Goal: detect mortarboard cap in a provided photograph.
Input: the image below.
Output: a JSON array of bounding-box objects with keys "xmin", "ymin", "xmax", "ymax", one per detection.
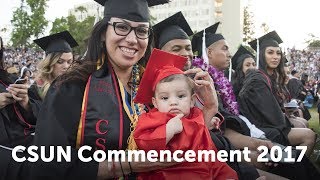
[
  {"xmin": 231, "ymin": 45, "xmax": 255, "ymax": 70},
  {"xmin": 94, "ymin": 0, "xmax": 169, "ymax": 22},
  {"xmin": 33, "ymin": 31, "xmax": 78, "ymax": 54},
  {"xmin": 134, "ymin": 48, "xmax": 187, "ymax": 104},
  {"xmin": 153, "ymin": 11, "xmax": 193, "ymax": 49},
  {"xmin": 191, "ymin": 22, "xmax": 222, "ymax": 56},
  {"xmin": 248, "ymin": 30, "xmax": 283, "ymax": 51}
]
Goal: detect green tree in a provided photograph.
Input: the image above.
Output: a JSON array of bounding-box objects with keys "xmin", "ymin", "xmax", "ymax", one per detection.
[
  {"xmin": 243, "ymin": 5, "xmax": 255, "ymax": 43},
  {"xmin": 306, "ymin": 34, "xmax": 320, "ymax": 48},
  {"xmin": 27, "ymin": 0, "xmax": 48, "ymax": 39},
  {"xmin": 11, "ymin": 0, "xmax": 31, "ymax": 47},
  {"xmin": 10, "ymin": 0, "xmax": 48, "ymax": 47},
  {"xmin": 75, "ymin": 6, "xmax": 87, "ymax": 21},
  {"xmin": 50, "ymin": 17, "xmax": 68, "ymax": 34},
  {"xmin": 50, "ymin": 14, "xmax": 95, "ymax": 55}
]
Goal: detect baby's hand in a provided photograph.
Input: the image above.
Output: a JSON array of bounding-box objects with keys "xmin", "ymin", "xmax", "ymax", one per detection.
[
  {"xmin": 206, "ymin": 117, "xmax": 220, "ymax": 130},
  {"xmin": 167, "ymin": 114, "xmax": 184, "ymax": 135}
]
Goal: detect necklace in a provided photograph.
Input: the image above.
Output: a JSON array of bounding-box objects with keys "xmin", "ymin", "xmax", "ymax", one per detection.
[
  {"xmin": 192, "ymin": 57, "xmax": 240, "ymax": 116},
  {"xmin": 126, "ymin": 64, "xmax": 142, "ymax": 150}
]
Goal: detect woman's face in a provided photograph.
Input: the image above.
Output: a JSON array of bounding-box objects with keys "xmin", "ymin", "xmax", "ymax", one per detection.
[
  {"xmin": 105, "ymin": 17, "xmax": 149, "ymax": 70},
  {"xmin": 161, "ymin": 39, "xmax": 193, "ymax": 70},
  {"xmin": 52, "ymin": 52, "xmax": 73, "ymax": 78},
  {"xmin": 264, "ymin": 46, "xmax": 282, "ymax": 69},
  {"xmin": 242, "ymin": 57, "xmax": 256, "ymax": 74}
]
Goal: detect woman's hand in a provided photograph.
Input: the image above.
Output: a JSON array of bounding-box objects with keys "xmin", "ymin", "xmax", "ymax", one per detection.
[
  {"xmin": 184, "ymin": 68, "xmax": 218, "ymax": 113},
  {"xmin": 0, "ymin": 92, "xmax": 15, "ymax": 109},
  {"xmin": 6, "ymin": 84, "xmax": 30, "ymax": 110}
]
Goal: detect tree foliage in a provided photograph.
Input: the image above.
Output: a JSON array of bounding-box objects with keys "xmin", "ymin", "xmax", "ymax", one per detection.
[
  {"xmin": 10, "ymin": 0, "xmax": 48, "ymax": 47},
  {"xmin": 11, "ymin": 1, "xmax": 31, "ymax": 47},
  {"xmin": 26, "ymin": 0, "xmax": 48, "ymax": 39},
  {"xmin": 243, "ymin": 5, "xmax": 255, "ymax": 43},
  {"xmin": 50, "ymin": 12, "xmax": 95, "ymax": 55},
  {"xmin": 306, "ymin": 34, "xmax": 320, "ymax": 48}
]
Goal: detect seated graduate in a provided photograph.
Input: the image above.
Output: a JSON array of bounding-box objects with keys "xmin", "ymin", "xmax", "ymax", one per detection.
[
  {"xmin": 239, "ymin": 31, "xmax": 316, "ymax": 156},
  {"xmin": 231, "ymin": 45, "xmax": 256, "ymax": 98},
  {"xmin": 134, "ymin": 48, "xmax": 238, "ymax": 180}
]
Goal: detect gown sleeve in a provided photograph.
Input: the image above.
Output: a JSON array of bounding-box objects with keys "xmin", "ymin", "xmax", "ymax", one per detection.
[
  {"xmin": 30, "ymin": 80, "xmax": 99, "ymax": 180},
  {"xmin": 134, "ymin": 110, "xmax": 167, "ymax": 152}
]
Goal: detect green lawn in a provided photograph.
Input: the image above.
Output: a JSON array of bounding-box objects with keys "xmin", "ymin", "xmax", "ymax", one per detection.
[{"xmin": 308, "ymin": 107, "xmax": 320, "ymax": 169}]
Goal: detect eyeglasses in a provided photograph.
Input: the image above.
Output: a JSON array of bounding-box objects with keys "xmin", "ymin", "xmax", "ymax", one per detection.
[{"xmin": 108, "ymin": 22, "xmax": 152, "ymax": 40}]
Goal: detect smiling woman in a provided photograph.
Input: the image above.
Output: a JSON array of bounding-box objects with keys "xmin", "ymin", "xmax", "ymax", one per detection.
[{"xmin": 28, "ymin": 1, "xmax": 178, "ymax": 180}]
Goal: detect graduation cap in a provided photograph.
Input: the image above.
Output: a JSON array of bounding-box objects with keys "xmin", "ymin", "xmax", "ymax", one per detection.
[
  {"xmin": 94, "ymin": 0, "xmax": 169, "ymax": 22},
  {"xmin": 33, "ymin": 31, "xmax": 78, "ymax": 55},
  {"xmin": 231, "ymin": 45, "xmax": 255, "ymax": 70},
  {"xmin": 248, "ymin": 30, "xmax": 283, "ymax": 51},
  {"xmin": 191, "ymin": 22, "xmax": 221, "ymax": 56},
  {"xmin": 134, "ymin": 48, "xmax": 187, "ymax": 104},
  {"xmin": 153, "ymin": 11, "xmax": 193, "ymax": 49}
]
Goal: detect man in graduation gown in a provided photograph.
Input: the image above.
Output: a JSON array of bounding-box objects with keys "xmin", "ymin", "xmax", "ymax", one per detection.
[{"xmin": 287, "ymin": 70, "xmax": 307, "ymax": 101}]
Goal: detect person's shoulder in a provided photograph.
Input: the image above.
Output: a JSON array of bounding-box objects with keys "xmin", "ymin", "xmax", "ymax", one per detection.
[{"xmin": 47, "ymin": 78, "xmax": 87, "ymax": 101}]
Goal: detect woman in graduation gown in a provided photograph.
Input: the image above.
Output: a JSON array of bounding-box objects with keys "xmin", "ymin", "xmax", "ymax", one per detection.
[
  {"xmin": 238, "ymin": 31, "xmax": 316, "ymax": 156},
  {"xmin": 0, "ymin": 36, "xmax": 42, "ymax": 180},
  {"xmin": 34, "ymin": 31, "xmax": 78, "ymax": 99},
  {"xmin": 0, "ymin": 36, "xmax": 41, "ymax": 148},
  {"xmin": 28, "ymin": 1, "xmax": 205, "ymax": 180},
  {"xmin": 231, "ymin": 45, "xmax": 256, "ymax": 98}
]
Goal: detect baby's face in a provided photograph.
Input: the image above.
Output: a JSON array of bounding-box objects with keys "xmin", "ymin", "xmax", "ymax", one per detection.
[{"xmin": 152, "ymin": 79, "xmax": 195, "ymax": 116}]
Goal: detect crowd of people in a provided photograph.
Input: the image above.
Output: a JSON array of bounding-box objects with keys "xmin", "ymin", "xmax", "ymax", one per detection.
[{"xmin": 0, "ymin": 0, "xmax": 320, "ymax": 180}]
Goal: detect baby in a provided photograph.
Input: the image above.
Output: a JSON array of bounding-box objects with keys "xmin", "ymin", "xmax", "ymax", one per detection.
[{"xmin": 134, "ymin": 49, "xmax": 238, "ymax": 180}]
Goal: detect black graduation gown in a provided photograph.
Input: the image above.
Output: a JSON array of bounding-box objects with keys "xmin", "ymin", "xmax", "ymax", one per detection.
[
  {"xmin": 216, "ymin": 91, "xmax": 250, "ymax": 137},
  {"xmin": 287, "ymin": 78, "xmax": 306, "ymax": 101},
  {"xmin": 0, "ymin": 71, "xmax": 42, "ymax": 180},
  {"xmin": 29, "ymin": 65, "xmax": 133, "ymax": 180},
  {"xmin": 238, "ymin": 70, "xmax": 291, "ymax": 145},
  {"xmin": 29, "ymin": 80, "xmax": 98, "ymax": 180},
  {"xmin": 0, "ymin": 74, "xmax": 41, "ymax": 147}
]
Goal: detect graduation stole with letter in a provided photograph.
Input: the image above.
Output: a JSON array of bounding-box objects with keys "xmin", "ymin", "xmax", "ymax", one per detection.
[{"xmin": 76, "ymin": 59, "xmax": 140, "ymax": 151}]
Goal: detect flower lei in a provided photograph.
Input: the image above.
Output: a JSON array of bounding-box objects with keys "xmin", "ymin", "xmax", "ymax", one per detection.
[{"xmin": 192, "ymin": 57, "xmax": 240, "ymax": 116}]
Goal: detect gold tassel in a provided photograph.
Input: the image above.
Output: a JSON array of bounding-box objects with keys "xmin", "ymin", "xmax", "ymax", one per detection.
[{"xmin": 127, "ymin": 114, "xmax": 139, "ymax": 150}]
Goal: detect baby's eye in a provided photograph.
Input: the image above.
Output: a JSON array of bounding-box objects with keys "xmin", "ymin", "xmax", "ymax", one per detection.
[
  {"xmin": 161, "ymin": 97, "xmax": 168, "ymax": 100},
  {"xmin": 178, "ymin": 94, "xmax": 186, "ymax": 98}
]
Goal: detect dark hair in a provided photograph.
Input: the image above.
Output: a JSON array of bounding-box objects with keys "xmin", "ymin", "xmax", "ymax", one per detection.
[
  {"xmin": 259, "ymin": 44, "xmax": 287, "ymax": 104},
  {"xmin": 0, "ymin": 36, "xmax": 4, "ymax": 69},
  {"xmin": 57, "ymin": 17, "xmax": 154, "ymax": 85},
  {"xmin": 232, "ymin": 54, "xmax": 254, "ymax": 97},
  {"xmin": 291, "ymin": 70, "xmax": 298, "ymax": 76}
]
